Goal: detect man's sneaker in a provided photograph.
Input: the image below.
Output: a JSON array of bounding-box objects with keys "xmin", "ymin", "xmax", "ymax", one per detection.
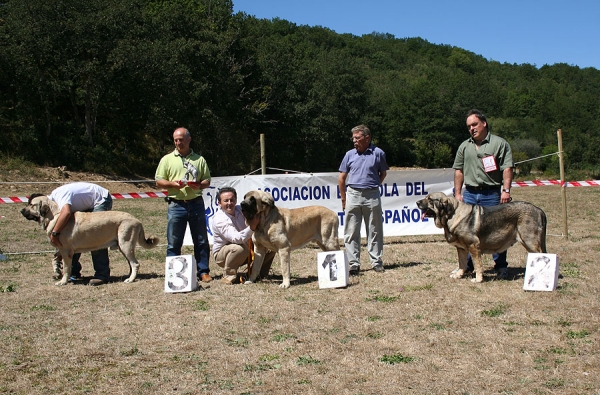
[
  {"xmin": 69, "ymin": 274, "xmax": 82, "ymax": 282},
  {"xmin": 349, "ymin": 265, "xmax": 360, "ymax": 276},
  {"xmin": 496, "ymin": 268, "xmax": 509, "ymax": 279},
  {"xmin": 373, "ymin": 265, "xmax": 385, "ymax": 273},
  {"xmin": 88, "ymin": 278, "xmax": 107, "ymax": 286}
]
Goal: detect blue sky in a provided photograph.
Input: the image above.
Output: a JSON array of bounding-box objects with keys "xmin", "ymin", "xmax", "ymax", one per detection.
[{"xmin": 233, "ymin": 0, "xmax": 600, "ymax": 70}]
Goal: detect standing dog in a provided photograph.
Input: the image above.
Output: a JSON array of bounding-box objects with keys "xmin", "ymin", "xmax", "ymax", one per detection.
[
  {"xmin": 240, "ymin": 190, "xmax": 339, "ymax": 288},
  {"xmin": 21, "ymin": 195, "xmax": 159, "ymax": 285},
  {"xmin": 416, "ymin": 192, "xmax": 547, "ymax": 282}
]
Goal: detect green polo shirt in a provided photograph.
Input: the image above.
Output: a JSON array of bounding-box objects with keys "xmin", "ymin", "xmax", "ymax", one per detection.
[
  {"xmin": 155, "ymin": 149, "xmax": 211, "ymax": 200},
  {"xmin": 452, "ymin": 133, "xmax": 513, "ymax": 188}
]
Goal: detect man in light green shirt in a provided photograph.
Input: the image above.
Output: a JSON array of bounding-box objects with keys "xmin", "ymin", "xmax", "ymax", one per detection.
[{"xmin": 155, "ymin": 127, "xmax": 213, "ymax": 283}]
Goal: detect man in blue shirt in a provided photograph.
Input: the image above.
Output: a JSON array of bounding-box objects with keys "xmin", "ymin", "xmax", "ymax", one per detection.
[{"xmin": 338, "ymin": 124, "xmax": 389, "ymax": 275}]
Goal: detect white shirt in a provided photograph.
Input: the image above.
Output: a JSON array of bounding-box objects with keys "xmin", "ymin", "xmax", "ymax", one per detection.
[
  {"xmin": 210, "ymin": 205, "xmax": 253, "ymax": 254},
  {"xmin": 49, "ymin": 182, "xmax": 109, "ymax": 211}
]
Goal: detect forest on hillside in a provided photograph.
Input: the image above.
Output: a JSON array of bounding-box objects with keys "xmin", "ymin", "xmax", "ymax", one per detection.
[{"xmin": 1, "ymin": 0, "xmax": 599, "ymax": 178}]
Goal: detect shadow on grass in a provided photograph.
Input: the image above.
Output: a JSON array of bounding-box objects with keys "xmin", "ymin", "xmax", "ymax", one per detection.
[{"xmin": 386, "ymin": 261, "xmax": 428, "ymax": 270}]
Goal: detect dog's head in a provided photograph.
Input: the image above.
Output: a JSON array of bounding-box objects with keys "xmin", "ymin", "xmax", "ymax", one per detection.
[
  {"xmin": 416, "ymin": 192, "xmax": 456, "ymax": 228},
  {"xmin": 20, "ymin": 194, "xmax": 56, "ymax": 229},
  {"xmin": 240, "ymin": 190, "xmax": 275, "ymax": 221}
]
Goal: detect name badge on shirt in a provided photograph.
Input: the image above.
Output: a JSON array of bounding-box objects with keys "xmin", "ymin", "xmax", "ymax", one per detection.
[{"xmin": 482, "ymin": 155, "xmax": 498, "ymax": 172}]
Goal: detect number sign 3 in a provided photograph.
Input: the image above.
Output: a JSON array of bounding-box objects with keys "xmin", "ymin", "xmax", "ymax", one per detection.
[{"xmin": 164, "ymin": 255, "xmax": 198, "ymax": 293}]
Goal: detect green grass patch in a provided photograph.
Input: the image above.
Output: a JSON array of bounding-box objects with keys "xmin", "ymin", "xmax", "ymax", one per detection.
[
  {"xmin": 244, "ymin": 362, "xmax": 280, "ymax": 372},
  {"xmin": 561, "ymin": 263, "xmax": 581, "ymax": 278},
  {"xmin": 544, "ymin": 378, "xmax": 564, "ymax": 388},
  {"xmin": 0, "ymin": 283, "xmax": 18, "ymax": 292},
  {"xmin": 548, "ymin": 346, "xmax": 567, "ymax": 354},
  {"xmin": 566, "ymin": 329, "xmax": 589, "ymax": 339},
  {"xmin": 379, "ymin": 352, "xmax": 416, "ymax": 364},
  {"xmin": 120, "ymin": 344, "xmax": 140, "ymax": 356},
  {"xmin": 296, "ymin": 355, "xmax": 321, "ymax": 365},
  {"xmin": 271, "ymin": 332, "xmax": 296, "ymax": 342},
  {"xmin": 246, "ymin": 354, "xmax": 282, "ymax": 371},
  {"xmin": 370, "ymin": 295, "xmax": 399, "ymax": 303},
  {"xmin": 259, "ymin": 354, "xmax": 280, "ymax": 362},
  {"xmin": 225, "ymin": 337, "xmax": 248, "ymax": 347},
  {"xmin": 557, "ymin": 318, "xmax": 572, "ymax": 327},
  {"xmin": 192, "ymin": 300, "xmax": 209, "ymax": 311},
  {"xmin": 481, "ymin": 304, "xmax": 507, "ymax": 317}
]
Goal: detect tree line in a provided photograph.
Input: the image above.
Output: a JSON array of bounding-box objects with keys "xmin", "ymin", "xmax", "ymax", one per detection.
[{"xmin": 1, "ymin": 0, "xmax": 599, "ymax": 178}]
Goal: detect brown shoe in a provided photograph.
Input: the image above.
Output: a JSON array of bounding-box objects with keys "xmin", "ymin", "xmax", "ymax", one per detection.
[
  {"xmin": 200, "ymin": 273, "xmax": 213, "ymax": 283},
  {"xmin": 88, "ymin": 278, "xmax": 107, "ymax": 286}
]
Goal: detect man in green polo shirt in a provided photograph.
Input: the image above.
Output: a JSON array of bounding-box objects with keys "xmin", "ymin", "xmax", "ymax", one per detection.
[
  {"xmin": 453, "ymin": 109, "xmax": 514, "ymax": 279},
  {"xmin": 155, "ymin": 127, "xmax": 213, "ymax": 283}
]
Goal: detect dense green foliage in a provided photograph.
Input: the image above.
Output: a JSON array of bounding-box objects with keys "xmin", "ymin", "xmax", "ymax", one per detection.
[{"xmin": 1, "ymin": 0, "xmax": 599, "ymax": 178}]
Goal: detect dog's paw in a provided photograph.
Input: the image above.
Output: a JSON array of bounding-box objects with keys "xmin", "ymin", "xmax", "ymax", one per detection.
[
  {"xmin": 471, "ymin": 276, "xmax": 483, "ymax": 283},
  {"xmin": 279, "ymin": 282, "xmax": 290, "ymax": 289},
  {"xmin": 243, "ymin": 280, "xmax": 254, "ymax": 285},
  {"xmin": 55, "ymin": 280, "xmax": 68, "ymax": 286},
  {"xmin": 450, "ymin": 270, "xmax": 464, "ymax": 279}
]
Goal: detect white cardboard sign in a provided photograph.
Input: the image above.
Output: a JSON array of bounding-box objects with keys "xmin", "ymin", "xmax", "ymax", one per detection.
[
  {"xmin": 523, "ymin": 253, "xmax": 559, "ymax": 291},
  {"xmin": 317, "ymin": 250, "xmax": 349, "ymax": 289},
  {"xmin": 164, "ymin": 255, "xmax": 198, "ymax": 293}
]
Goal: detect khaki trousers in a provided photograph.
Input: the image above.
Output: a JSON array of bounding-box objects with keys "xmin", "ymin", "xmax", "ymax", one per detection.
[{"xmin": 215, "ymin": 243, "xmax": 250, "ymax": 282}]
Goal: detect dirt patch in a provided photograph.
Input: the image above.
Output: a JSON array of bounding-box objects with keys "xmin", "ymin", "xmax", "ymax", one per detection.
[{"xmin": 0, "ymin": 166, "xmax": 159, "ymax": 198}]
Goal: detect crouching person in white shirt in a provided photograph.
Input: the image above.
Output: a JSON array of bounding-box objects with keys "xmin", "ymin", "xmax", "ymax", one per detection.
[{"xmin": 211, "ymin": 187, "xmax": 275, "ymax": 284}]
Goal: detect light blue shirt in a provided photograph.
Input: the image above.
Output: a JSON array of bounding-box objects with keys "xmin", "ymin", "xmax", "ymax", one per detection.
[{"xmin": 339, "ymin": 144, "xmax": 389, "ymax": 189}]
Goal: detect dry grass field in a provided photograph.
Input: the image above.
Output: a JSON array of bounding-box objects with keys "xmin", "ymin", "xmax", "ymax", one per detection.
[{"xmin": 0, "ymin": 171, "xmax": 599, "ymax": 394}]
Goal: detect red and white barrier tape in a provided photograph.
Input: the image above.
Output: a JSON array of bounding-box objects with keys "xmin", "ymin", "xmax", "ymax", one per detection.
[
  {"xmin": 512, "ymin": 180, "xmax": 600, "ymax": 187},
  {"xmin": 2, "ymin": 180, "xmax": 599, "ymax": 204},
  {"xmin": 1, "ymin": 191, "xmax": 168, "ymax": 204}
]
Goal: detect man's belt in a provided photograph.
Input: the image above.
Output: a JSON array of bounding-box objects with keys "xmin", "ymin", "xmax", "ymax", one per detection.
[
  {"xmin": 165, "ymin": 196, "xmax": 203, "ymax": 203},
  {"xmin": 465, "ymin": 185, "xmax": 500, "ymax": 191},
  {"xmin": 349, "ymin": 186, "xmax": 379, "ymax": 191}
]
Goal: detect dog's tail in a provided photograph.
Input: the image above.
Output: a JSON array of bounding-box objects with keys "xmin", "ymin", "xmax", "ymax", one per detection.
[{"xmin": 138, "ymin": 228, "xmax": 160, "ymax": 249}]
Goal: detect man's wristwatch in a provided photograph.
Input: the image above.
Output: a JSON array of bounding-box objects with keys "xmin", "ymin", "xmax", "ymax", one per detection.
[
  {"xmin": 51, "ymin": 231, "xmax": 60, "ymax": 237},
  {"xmin": 502, "ymin": 188, "xmax": 511, "ymax": 194}
]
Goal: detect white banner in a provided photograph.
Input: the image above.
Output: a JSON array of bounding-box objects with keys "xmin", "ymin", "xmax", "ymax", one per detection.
[{"xmin": 184, "ymin": 169, "xmax": 454, "ymax": 245}]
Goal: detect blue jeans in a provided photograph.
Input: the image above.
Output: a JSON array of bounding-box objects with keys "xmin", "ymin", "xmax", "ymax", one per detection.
[
  {"xmin": 462, "ymin": 188, "xmax": 508, "ymax": 269},
  {"xmin": 166, "ymin": 198, "xmax": 210, "ymax": 275},
  {"xmin": 71, "ymin": 194, "xmax": 113, "ymax": 280}
]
